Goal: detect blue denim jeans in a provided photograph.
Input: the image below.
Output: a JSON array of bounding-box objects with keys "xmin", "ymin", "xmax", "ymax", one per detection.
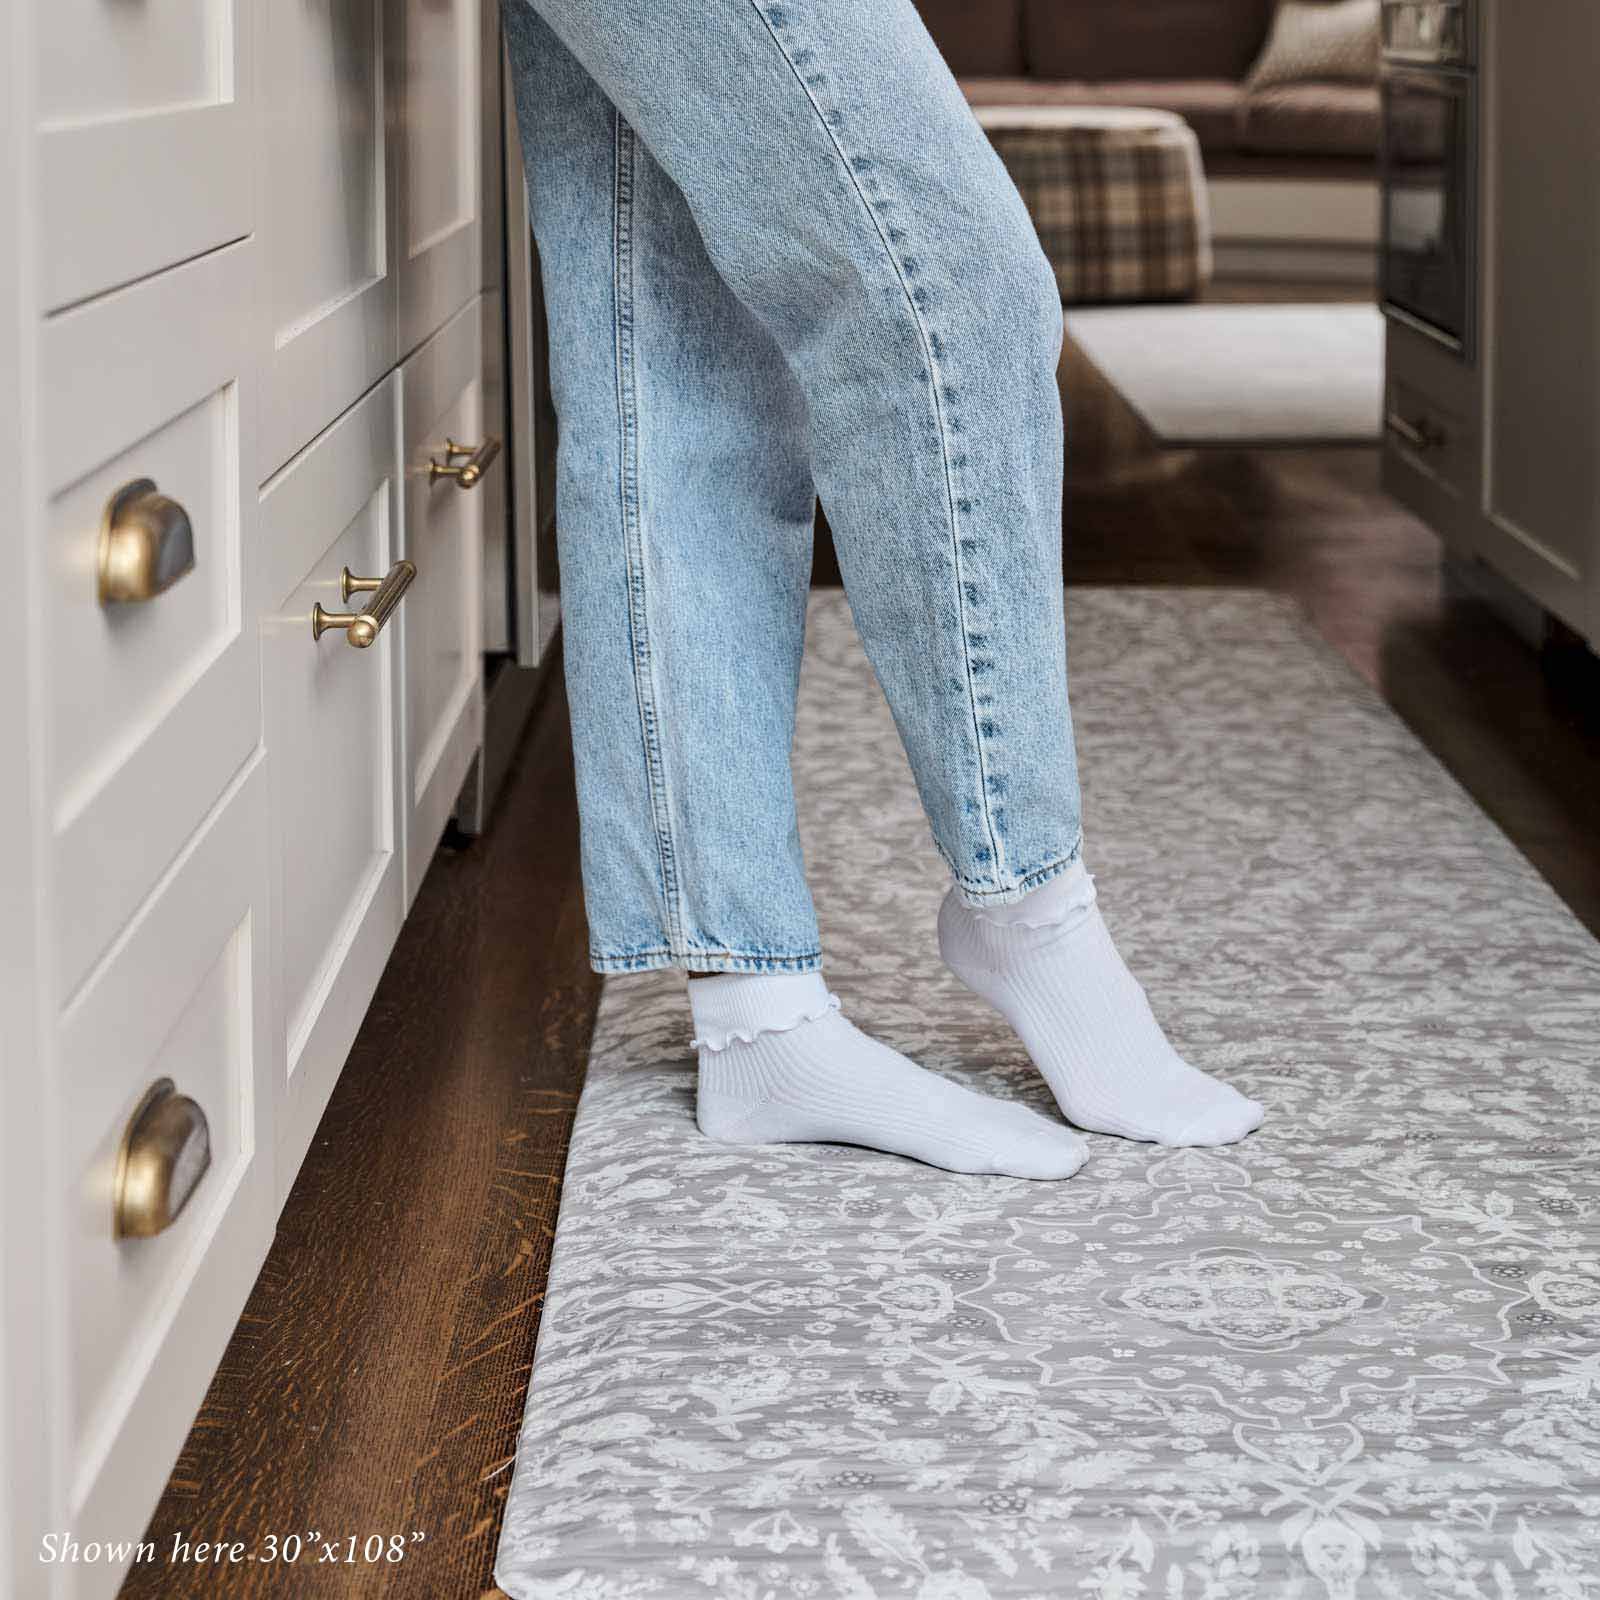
[{"xmin": 503, "ymin": 0, "xmax": 1083, "ymax": 974}]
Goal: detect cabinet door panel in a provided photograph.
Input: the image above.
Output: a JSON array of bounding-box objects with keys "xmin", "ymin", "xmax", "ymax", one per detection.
[
  {"xmin": 37, "ymin": 0, "xmax": 252, "ymax": 310},
  {"xmin": 57, "ymin": 759, "xmax": 273, "ymax": 1581},
  {"xmin": 41, "ymin": 243, "xmax": 260, "ymax": 1002},
  {"xmin": 393, "ymin": 0, "xmax": 482, "ymax": 352},
  {"xmin": 400, "ymin": 299, "xmax": 485, "ymax": 905},
  {"xmin": 259, "ymin": 0, "xmax": 397, "ymax": 477},
  {"xmin": 260, "ymin": 378, "xmax": 406, "ymax": 1192},
  {"xmin": 1482, "ymin": 0, "xmax": 1598, "ymax": 629}
]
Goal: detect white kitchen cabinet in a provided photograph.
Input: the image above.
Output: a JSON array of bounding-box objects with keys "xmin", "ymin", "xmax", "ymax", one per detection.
[
  {"xmin": 36, "ymin": 0, "xmax": 254, "ymax": 312},
  {"xmin": 258, "ymin": 0, "xmax": 398, "ymax": 480},
  {"xmin": 1383, "ymin": 0, "xmax": 1600, "ymax": 649},
  {"xmin": 1476, "ymin": 0, "xmax": 1598, "ymax": 635},
  {"xmin": 260, "ymin": 377, "xmax": 409, "ymax": 1196},
  {"xmin": 40, "ymin": 241, "xmax": 264, "ymax": 1004},
  {"xmin": 399, "ymin": 299, "xmax": 488, "ymax": 906},
  {"xmin": 393, "ymin": 0, "xmax": 483, "ymax": 356},
  {"xmin": 41, "ymin": 242, "xmax": 262, "ymax": 1004},
  {"xmin": 56, "ymin": 759, "xmax": 276, "ymax": 1570},
  {"xmin": 2, "ymin": 3, "xmax": 510, "ymax": 1596}
]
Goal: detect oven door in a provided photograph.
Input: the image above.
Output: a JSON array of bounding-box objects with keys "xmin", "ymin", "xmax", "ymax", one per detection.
[{"xmin": 1380, "ymin": 66, "xmax": 1476, "ymax": 360}]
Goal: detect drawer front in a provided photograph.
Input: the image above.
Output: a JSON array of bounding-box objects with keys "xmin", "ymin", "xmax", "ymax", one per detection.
[
  {"xmin": 393, "ymin": 0, "xmax": 483, "ymax": 353},
  {"xmin": 259, "ymin": 0, "xmax": 397, "ymax": 478},
  {"xmin": 37, "ymin": 0, "xmax": 253, "ymax": 310},
  {"xmin": 400, "ymin": 297, "xmax": 486, "ymax": 905},
  {"xmin": 41, "ymin": 242, "xmax": 260, "ymax": 1001},
  {"xmin": 1384, "ymin": 377, "xmax": 1474, "ymax": 497},
  {"xmin": 57, "ymin": 757, "xmax": 273, "ymax": 1558},
  {"xmin": 261, "ymin": 377, "xmax": 407, "ymax": 1192}
]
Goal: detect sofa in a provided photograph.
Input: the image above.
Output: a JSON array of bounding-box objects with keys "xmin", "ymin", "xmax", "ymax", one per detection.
[{"xmin": 916, "ymin": 0, "xmax": 1379, "ymax": 180}]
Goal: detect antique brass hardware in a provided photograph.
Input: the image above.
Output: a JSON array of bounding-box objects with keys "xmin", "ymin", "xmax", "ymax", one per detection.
[
  {"xmin": 428, "ymin": 436, "xmax": 501, "ymax": 489},
  {"xmin": 1384, "ymin": 411, "xmax": 1444, "ymax": 453},
  {"xmin": 311, "ymin": 559, "xmax": 416, "ymax": 648},
  {"xmin": 97, "ymin": 478, "xmax": 196, "ymax": 604},
  {"xmin": 113, "ymin": 1078, "xmax": 211, "ymax": 1239}
]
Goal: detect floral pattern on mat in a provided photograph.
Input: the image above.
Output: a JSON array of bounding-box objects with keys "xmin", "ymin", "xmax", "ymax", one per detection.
[{"xmin": 495, "ymin": 590, "xmax": 1600, "ymax": 1600}]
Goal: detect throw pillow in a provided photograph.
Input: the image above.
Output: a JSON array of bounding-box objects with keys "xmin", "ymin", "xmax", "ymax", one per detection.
[{"xmin": 1247, "ymin": 0, "xmax": 1381, "ymax": 89}]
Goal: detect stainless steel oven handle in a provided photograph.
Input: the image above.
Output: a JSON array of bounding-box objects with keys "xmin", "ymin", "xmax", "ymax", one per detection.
[{"xmin": 1385, "ymin": 411, "xmax": 1445, "ymax": 452}]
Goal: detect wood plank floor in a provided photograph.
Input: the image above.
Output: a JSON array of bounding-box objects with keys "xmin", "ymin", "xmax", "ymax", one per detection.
[{"xmin": 123, "ymin": 292, "xmax": 1600, "ymax": 1598}]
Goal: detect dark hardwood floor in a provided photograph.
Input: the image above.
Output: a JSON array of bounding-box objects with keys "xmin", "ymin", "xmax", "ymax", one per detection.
[
  {"xmin": 123, "ymin": 287, "xmax": 1600, "ymax": 1598},
  {"xmin": 1053, "ymin": 307, "xmax": 1600, "ymax": 935}
]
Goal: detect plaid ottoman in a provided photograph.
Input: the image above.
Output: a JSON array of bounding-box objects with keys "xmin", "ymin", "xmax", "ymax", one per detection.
[{"xmin": 976, "ymin": 106, "xmax": 1213, "ymax": 304}]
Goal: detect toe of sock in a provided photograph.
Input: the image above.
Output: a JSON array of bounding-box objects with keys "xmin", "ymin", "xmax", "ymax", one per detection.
[
  {"xmin": 1167, "ymin": 1094, "xmax": 1265, "ymax": 1147},
  {"xmin": 1001, "ymin": 1125, "xmax": 1090, "ymax": 1180}
]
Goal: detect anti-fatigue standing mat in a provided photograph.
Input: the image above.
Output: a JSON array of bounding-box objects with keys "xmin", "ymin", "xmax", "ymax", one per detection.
[{"xmin": 495, "ymin": 590, "xmax": 1600, "ymax": 1599}]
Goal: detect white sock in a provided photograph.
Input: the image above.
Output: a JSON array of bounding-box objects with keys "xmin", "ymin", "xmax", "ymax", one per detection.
[
  {"xmin": 689, "ymin": 971, "xmax": 1088, "ymax": 1178},
  {"xmin": 938, "ymin": 863, "xmax": 1265, "ymax": 1146}
]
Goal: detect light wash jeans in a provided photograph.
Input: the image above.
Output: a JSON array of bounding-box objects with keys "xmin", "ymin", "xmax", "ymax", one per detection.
[{"xmin": 502, "ymin": 0, "xmax": 1083, "ymax": 974}]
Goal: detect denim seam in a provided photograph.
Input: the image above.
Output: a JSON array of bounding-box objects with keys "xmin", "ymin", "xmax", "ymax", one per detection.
[
  {"xmin": 591, "ymin": 947, "xmax": 824, "ymax": 975},
  {"xmin": 612, "ymin": 114, "xmax": 685, "ymax": 953},
  {"xmin": 944, "ymin": 833, "xmax": 1084, "ymax": 905},
  {"xmin": 747, "ymin": 0, "xmax": 1006, "ymax": 880}
]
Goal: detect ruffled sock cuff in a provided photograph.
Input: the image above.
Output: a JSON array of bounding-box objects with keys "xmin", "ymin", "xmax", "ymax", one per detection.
[
  {"xmin": 688, "ymin": 970, "xmax": 838, "ymax": 1052},
  {"xmin": 969, "ymin": 858, "xmax": 1097, "ymax": 930}
]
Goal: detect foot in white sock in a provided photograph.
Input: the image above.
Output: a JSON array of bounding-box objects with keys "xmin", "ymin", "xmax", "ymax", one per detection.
[
  {"xmin": 938, "ymin": 863, "xmax": 1265, "ymax": 1146},
  {"xmin": 689, "ymin": 971, "xmax": 1089, "ymax": 1178}
]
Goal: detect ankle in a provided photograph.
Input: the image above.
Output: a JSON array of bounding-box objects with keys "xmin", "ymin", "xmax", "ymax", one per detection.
[
  {"xmin": 688, "ymin": 970, "xmax": 837, "ymax": 1052},
  {"xmin": 968, "ymin": 860, "xmax": 1095, "ymax": 929}
]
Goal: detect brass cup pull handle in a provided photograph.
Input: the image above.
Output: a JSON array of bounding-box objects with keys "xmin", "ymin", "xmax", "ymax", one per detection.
[
  {"xmin": 98, "ymin": 477, "xmax": 196, "ymax": 604},
  {"xmin": 311, "ymin": 559, "xmax": 416, "ymax": 648},
  {"xmin": 428, "ymin": 435, "xmax": 501, "ymax": 490},
  {"xmin": 114, "ymin": 1078, "xmax": 211, "ymax": 1239}
]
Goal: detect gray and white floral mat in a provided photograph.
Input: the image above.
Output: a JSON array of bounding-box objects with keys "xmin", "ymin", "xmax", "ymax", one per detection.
[{"xmin": 495, "ymin": 590, "xmax": 1600, "ymax": 1600}]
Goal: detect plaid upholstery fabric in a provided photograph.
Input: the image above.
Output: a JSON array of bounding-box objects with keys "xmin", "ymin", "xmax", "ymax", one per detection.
[{"xmin": 983, "ymin": 113, "xmax": 1213, "ymax": 303}]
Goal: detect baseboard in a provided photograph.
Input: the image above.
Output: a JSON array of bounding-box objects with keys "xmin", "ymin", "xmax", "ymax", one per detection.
[
  {"xmin": 1443, "ymin": 554, "xmax": 1551, "ymax": 653},
  {"xmin": 1212, "ymin": 240, "xmax": 1378, "ymax": 284}
]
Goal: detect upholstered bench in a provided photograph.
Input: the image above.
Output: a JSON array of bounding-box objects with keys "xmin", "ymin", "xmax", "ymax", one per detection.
[{"xmin": 976, "ymin": 105, "xmax": 1214, "ymax": 303}]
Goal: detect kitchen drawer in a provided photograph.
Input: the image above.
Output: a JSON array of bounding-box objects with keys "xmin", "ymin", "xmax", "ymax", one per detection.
[
  {"xmin": 258, "ymin": 0, "xmax": 398, "ymax": 479},
  {"xmin": 400, "ymin": 296, "xmax": 487, "ymax": 906},
  {"xmin": 41, "ymin": 241, "xmax": 261, "ymax": 1002},
  {"xmin": 37, "ymin": 0, "xmax": 253, "ymax": 311},
  {"xmin": 1384, "ymin": 377, "xmax": 1474, "ymax": 497},
  {"xmin": 56, "ymin": 756, "xmax": 273, "ymax": 1575},
  {"xmin": 394, "ymin": 0, "xmax": 483, "ymax": 354},
  {"xmin": 260, "ymin": 376, "xmax": 407, "ymax": 1193}
]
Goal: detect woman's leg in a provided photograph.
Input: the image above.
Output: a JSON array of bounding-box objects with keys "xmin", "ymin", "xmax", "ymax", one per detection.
[
  {"xmin": 504, "ymin": 6, "xmax": 1090, "ymax": 1176},
  {"xmin": 510, "ymin": 0, "xmax": 1080, "ymax": 900},
  {"xmin": 509, "ymin": 0, "xmax": 1262, "ymax": 1148},
  {"xmin": 507, "ymin": 2, "xmax": 821, "ymax": 974}
]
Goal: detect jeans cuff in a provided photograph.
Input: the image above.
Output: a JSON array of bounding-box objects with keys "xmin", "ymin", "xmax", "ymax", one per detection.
[
  {"xmin": 948, "ymin": 836, "xmax": 1084, "ymax": 910},
  {"xmin": 590, "ymin": 946, "xmax": 825, "ymax": 976}
]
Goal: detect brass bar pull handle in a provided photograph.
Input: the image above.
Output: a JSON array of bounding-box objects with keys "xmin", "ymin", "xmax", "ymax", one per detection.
[
  {"xmin": 114, "ymin": 1079, "xmax": 211, "ymax": 1239},
  {"xmin": 1385, "ymin": 411, "xmax": 1443, "ymax": 452},
  {"xmin": 428, "ymin": 435, "xmax": 501, "ymax": 490},
  {"xmin": 311, "ymin": 559, "xmax": 417, "ymax": 648},
  {"xmin": 98, "ymin": 478, "xmax": 196, "ymax": 604}
]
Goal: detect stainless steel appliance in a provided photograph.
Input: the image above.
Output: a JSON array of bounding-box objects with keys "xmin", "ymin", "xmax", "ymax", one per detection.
[
  {"xmin": 1381, "ymin": 0, "xmax": 1474, "ymax": 65},
  {"xmin": 1379, "ymin": 0, "xmax": 1478, "ymax": 358}
]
